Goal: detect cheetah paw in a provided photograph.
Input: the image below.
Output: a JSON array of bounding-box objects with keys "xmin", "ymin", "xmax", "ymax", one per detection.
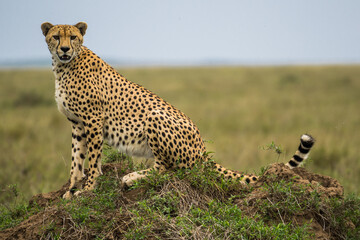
[
  {"xmin": 62, "ymin": 191, "xmax": 73, "ymax": 200},
  {"xmin": 74, "ymin": 190, "xmax": 84, "ymax": 197},
  {"xmin": 63, "ymin": 190, "xmax": 84, "ymax": 199},
  {"xmin": 122, "ymin": 172, "xmax": 142, "ymax": 187}
]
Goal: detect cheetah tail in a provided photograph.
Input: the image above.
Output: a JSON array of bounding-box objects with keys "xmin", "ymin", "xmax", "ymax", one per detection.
[
  {"xmin": 286, "ymin": 134, "xmax": 316, "ymax": 169},
  {"xmin": 212, "ymin": 163, "xmax": 258, "ymax": 184}
]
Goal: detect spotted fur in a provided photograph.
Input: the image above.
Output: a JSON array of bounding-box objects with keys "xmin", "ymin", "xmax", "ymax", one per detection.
[{"xmin": 41, "ymin": 22, "xmax": 315, "ymax": 199}]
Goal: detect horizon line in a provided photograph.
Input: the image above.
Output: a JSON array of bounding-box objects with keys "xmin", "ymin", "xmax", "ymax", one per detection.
[{"xmin": 1, "ymin": 57, "xmax": 360, "ymax": 69}]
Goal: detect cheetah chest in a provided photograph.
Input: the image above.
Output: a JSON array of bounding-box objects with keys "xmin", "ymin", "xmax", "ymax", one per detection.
[{"xmin": 55, "ymin": 80, "xmax": 80, "ymax": 122}]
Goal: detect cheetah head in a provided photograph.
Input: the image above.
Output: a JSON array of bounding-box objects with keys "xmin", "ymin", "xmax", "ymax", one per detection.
[{"xmin": 41, "ymin": 22, "xmax": 87, "ymax": 64}]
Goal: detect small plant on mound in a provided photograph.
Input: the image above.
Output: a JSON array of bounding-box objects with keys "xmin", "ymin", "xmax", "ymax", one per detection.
[{"xmin": 261, "ymin": 141, "xmax": 284, "ymax": 161}]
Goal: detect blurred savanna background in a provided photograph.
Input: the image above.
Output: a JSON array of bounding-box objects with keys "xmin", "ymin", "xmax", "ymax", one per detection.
[{"xmin": 1, "ymin": 1, "xmax": 360, "ymax": 204}]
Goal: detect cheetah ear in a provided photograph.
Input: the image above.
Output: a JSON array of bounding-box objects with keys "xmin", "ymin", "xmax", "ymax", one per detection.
[
  {"xmin": 41, "ymin": 22, "xmax": 54, "ymax": 36},
  {"xmin": 74, "ymin": 22, "xmax": 87, "ymax": 36}
]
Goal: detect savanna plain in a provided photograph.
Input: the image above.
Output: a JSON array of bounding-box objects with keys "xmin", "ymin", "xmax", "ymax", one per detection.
[{"xmin": 1, "ymin": 65, "xmax": 359, "ymax": 204}]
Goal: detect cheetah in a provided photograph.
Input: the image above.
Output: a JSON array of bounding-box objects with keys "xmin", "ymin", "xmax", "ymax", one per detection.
[{"xmin": 41, "ymin": 22, "xmax": 315, "ymax": 199}]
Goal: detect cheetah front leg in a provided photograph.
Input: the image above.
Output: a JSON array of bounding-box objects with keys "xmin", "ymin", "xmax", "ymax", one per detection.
[
  {"xmin": 63, "ymin": 121, "xmax": 87, "ymax": 199},
  {"xmin": 73, "ymin": 118, "xmax": 104, "ymax": 197}
]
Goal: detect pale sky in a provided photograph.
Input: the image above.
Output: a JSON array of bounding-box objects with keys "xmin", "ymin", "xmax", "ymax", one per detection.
[{"xmin": 0, "ymin": 0, "xmax": 359, "ymax": 66}]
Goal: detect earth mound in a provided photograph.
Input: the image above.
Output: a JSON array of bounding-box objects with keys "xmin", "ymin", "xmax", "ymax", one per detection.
[{"xmin": 0, "ymin": 163, "xmax": 355, "ymax": 239}]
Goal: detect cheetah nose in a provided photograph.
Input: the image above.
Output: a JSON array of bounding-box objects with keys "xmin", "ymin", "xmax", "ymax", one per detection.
[{"xmin": 61, "ymin": 47, "xmax": 70, "ymax": 53}]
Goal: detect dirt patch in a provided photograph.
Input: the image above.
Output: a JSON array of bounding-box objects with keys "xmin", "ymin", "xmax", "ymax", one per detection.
[{"xmin": 0, "ymin": 163, "xmax": 350, "ymax": 239}]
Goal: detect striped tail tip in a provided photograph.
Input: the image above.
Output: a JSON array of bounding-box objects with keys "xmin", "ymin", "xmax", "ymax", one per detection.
[{"xmin": 286, "ymin": 134, "xmax": 315, "ymax": 169}]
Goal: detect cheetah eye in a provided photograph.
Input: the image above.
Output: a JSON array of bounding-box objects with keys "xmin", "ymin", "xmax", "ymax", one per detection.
[
  {"xmin": 70, "ymin": 36, "xmax": 77, "ymax": 40},
  {"xmin": 53, "ymin": 36, "xmax": 59, "ymax": 40}
]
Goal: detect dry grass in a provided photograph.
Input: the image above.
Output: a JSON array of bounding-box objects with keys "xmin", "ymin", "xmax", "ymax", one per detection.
[{"xmin": 0, "ymin": 65, "xmax": 359, "ymax": 204}]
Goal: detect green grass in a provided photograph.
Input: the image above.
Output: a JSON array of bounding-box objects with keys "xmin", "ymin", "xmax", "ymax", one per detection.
[
  {"xmin": 1, "ymin": 148, "xmax": 359, "ymax": 239},
  {"xmin": 0, "ymin": 183, "xmax": 42, "ymax": 230},
  {"xmin": 0, "ymin": 65, "xmax": 360, "ymax": 206}
]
